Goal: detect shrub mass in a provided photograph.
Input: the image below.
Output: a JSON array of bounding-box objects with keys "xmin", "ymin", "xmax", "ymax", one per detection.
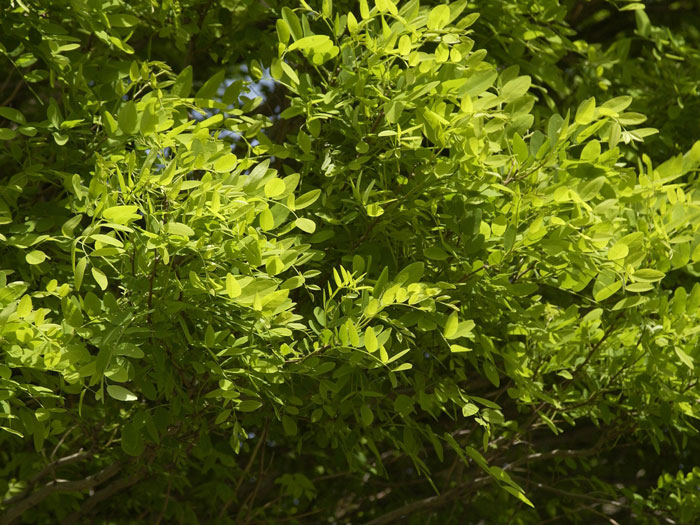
[{"xmin": 1, "ymin": 0, "xmax": 700, "ymax": 523}]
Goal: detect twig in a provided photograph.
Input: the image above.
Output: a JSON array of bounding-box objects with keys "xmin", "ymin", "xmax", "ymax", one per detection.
[
  {"xmin": 218, "ymin": 420, "xmax": 269, "ymax": 519},
  {"xmin": 154, "ymin": 475, "xmax": 172, "ymax": 525},
  {"xmin": 146, "ymin": 250, "xmax": 159, "ymax": 325}
]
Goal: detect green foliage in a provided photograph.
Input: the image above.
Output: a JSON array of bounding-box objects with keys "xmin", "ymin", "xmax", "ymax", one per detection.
[{"xmin": 1, "ymin": 0, "xmax": 700, "ymax": 523}]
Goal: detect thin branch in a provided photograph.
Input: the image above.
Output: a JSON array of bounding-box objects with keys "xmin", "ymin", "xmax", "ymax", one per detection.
[
  {"xmin": 0, "ymin": 463, "xmax": 121, "ymax": 525},
  {"xmin": 218, "ymin": 420, "xmax": 269, "ymax": 519}
]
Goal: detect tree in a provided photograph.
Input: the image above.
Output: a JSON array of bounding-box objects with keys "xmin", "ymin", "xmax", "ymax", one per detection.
[{"xmin": 1, "ymin": 0, "xmax": 700, "ymax": 523}]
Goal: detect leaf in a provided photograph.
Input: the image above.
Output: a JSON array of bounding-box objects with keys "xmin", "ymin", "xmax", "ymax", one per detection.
[
  {"xmin": 91, "ymin": 267, "xmax": 108, "ymax": 291},
  {"xmin": 259, "ymin": 208, "xmax": 274, "ymax": 231},
  {"xmin": 575, "ymin": 97, "xmax": 596, "ymax": 125},
  {"xmin": 674, "ymin": 346, "xmax": 694, "ymax": 369},
  {"xmin": 398, "ymin": 34, "xmax": 411, "ymax": 55},
  {"xmin": 462, "ymin": 403, "xmax": 479, "ymax": 417},
  {"xmin": 364, "ymin": 326, "xmax": 378, "ymax": 352},
  {"xmin": 107, "ymin": 385, "xmax": 137, "ymax": 402},
  {"xmin": 282, "ymin": 415, "xmax": 298, "ymax": 436},
  {"xmin": 26, "ymin": 250, "xmax": 47, "ymax": 265},
  {"xmin": 226, "ymin": 273, "xmax": 241, "ymax": 298},
  {"xmin": 165, "ymin": 222, "xmax": 195, "ymax": 237},
  {"xmin": 140, "ymin": 102, "xmax": 158, "ymax": 135},
  {"xmin": 0, "ymin": 128, "xmax": 17, "ymax": 140},
  {"xmin": 425, "ymin": 246, "xmax": 449, "ymax": 260},
  {"xmin": 360, "ymin": 405, "xmax": 374, "ymax": 426},
  {"xmin": 633, "ymin": 268, "xmax": 665, "ymax": 282},
  {"xmin": 295, "ymin": 218, "xmax": 316, "ymax": 233},
  {"xmin": 396, "ymin": 262, "xmax": 424, "ymax": 285},
  {"xmin": 0, "ymin": 107, "xmax": 26, "ymax": 124},
  {"xmin": 264, "ymin": 178, "xmax": 286, "ymax": 198},
  {"xmin": 17, "ymin": 295, "xmax": 32, "ymax": 318},
  {"xmin": 594, "ymin": 280, "xmax": 621, "ymax": 302},
  {"xmin": 195, "ymin": 69, "xmax": 225, "ymax": 100},
  {"xmin": 501, "ymin": 76, "xmax": 531, "ymax": 101},
  {"xmin": 214, "ymin": 153, "xmax": 237, "ymax": 173},
  {"xmin": 171, "ymin": 66, "xmax": 193, "ymax": 97},
  {"xmin": 237, "ymin": 400, "xmax": 263, "ymax": 412},
  {"xmin": 444, "ymin": 311, "xmax": 459, "ymax": 339},
  {"xmin": 295, "ymin": 189, "xmax": 321, "ymax": 209},
  {"xmin": 75, "ymin": 257, "xmax": 87, "ymax": 291},
  {"xmin": 384, "ymin": 100, "xmax": 405, "ymax": 124},
  {"xmin": 287, "ymin": 35, "xmax": 332, "ymax": 52},
  {"xmin": 359, "ymin": 0, "xmax": 370, "ymax": 19},
  {"xmin": 103, "ymin": 205, "xmax": 140, "ymax": 224},
  {"xmin": 121, "ymin": 422, "xmax": 144, "ymax": 456},
  {"xmin": 118, "ymin": 101, "xmax": 138, "ymax": 134},
  {"xmin": 427, "ymin": 4, "xmax": 450, "ymax": 30},
  {"xmin": 608, "ymin": 242, "xmax": 629, "ymax": 260},
  {"xmin": 266, "ymin": 256, "xmax": 285, "ymax": 275},
  {"xmin": 276, "ymin": 19, "xmax": 291, "ymax": 44}
]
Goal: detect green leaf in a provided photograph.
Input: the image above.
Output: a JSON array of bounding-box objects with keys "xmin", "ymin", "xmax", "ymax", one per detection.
[
  {"xmin": 165, "ymin": 222, "xmax": 195, "ymax": 237},
  {"xmin": 608, "ymin": 242, "xmax": 629, "ymax": 260},
  {"xmin": 118, "ymin": 101, "xmax": 138, "ymax": 134},
  {"xmin": 633, "ymin": 268, "xmax": 665, "ymax": 282},
  {"xmin": 674, "ymin": 346, "xmax": 694, "ymax": 369},
  {"xmin": 276, "ymin": 19, "xmax": 291, "ymax": 44},
  {"xmin": 172, "ymin": 66, "xmax": 193, "ymax": 97},
  {"xmin": 26, "ymin": 250, "xmax": 47, "ymax": 265},
  {"xmin": 103, "ymin": 205, "xmax": 140, "ymax": 224},
  {"xmin": 195, "ymin": 69, "xmax": 225, "ymax": 100},
  {"xmin": 237, "ymin": 400, "xmax": 263, "ymax": 412},
  {"xmin": 462, "ymin": 403, "xmax": 478, "ymax": 417},
  {"xmin": 0, "ymin": 128, "xmax": 17, "ymax": 140},
  {"xmin": 575, "ymin": 97, "xmax": 596, "ymax": 125},
  {"xmin": 107, "ymin": 385, "xmax": 137, "ymax": 402},
  {"xmin": 295, "ymin": 189, "xmax": 321, "ymax": 209},
  {"xmin": 425, "ymin": 246, "xmax": 449, "ymax": 260},
  {"xmin": 287, "ymin": 35, "xmax": 332, "ymax": 53},
  {"xmin": 121, "ymin": 422, "xmax": 144, "ymax": 456},
  {"xmin": 264, "ymin": 178, "xmax": 286, "ymax": 198},
  {"xmin": 427, "ymin": 4, "xmax": 450, "ymax": 30},
  {"xmin": 282, "ymin": 415, "xmax": 297, "ymax": 435},
  {"xmin": 213, "ymin": 153, "xmax": 238, "ymax": 173},
  {"xmin": 0, "ymin": 107, "xmax": 25, "ymax": 124},
  {"xmin": 501, "ymin": 76, "xmax": 531, "ymax": 101},
  {"xmin": 259, "ymin": 208, "xmax": 274, "ymax": 231},
  {"xmin": 360, "ymin": 404, "xmax": 374, "ymax": 426},
  {"xmin": 364, "ymin": 326, "xmax": 378, "ymax": 352},
  {"xmin": 359, "ymin": 0, "xmax": 370, "ymax": 19},
  {"xmin": 444, "ymin": 311, "xmax": 459, "ymax": 339},
  {"xmin": 91, "ymin": 267, "xmax": 108, "ymax": 291},
  {"xmin": 226, "ymin": 273, "xmax": 241, "ymax": 298},
  {"xmin": 295, "ymin": 218, "xmax": 316, "ymax": 233},
  {"xmin": 75, "ymin": 257, "xmax": 87, "ymax": 291}
]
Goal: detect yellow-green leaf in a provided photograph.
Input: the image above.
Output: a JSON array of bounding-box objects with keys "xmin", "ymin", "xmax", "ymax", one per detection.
[
  {"xmin": 264, "ymin": 178, "xmax": 286, "ymax": 198},
  {"xmin": 364, "ymin": 326, "xmax": 378, "ymax": 352},
  {"xmin": 444, "ymin": 311, "xmax": 459, "ymax": 338},
  {"xmin": 226, "ymin": 273, "xmax": 241, "ymax": 298}
]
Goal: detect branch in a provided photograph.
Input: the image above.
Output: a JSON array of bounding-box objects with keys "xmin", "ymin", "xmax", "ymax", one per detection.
[
  {"xmin": 59, "ymin": 471, "xmax": 143, "ymax": 525},
  {"xmin": 0, "ymin": 463, "xmax": 122, "ymax": 525},
  {"xmin": 1, "ymin": 450, "xmax": 91, "ymax": 507}
]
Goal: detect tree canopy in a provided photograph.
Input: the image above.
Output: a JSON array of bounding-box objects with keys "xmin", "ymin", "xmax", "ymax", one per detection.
[{"xmin": 1, "ymin": 0, "xmax": 700, "ymax": 523}]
